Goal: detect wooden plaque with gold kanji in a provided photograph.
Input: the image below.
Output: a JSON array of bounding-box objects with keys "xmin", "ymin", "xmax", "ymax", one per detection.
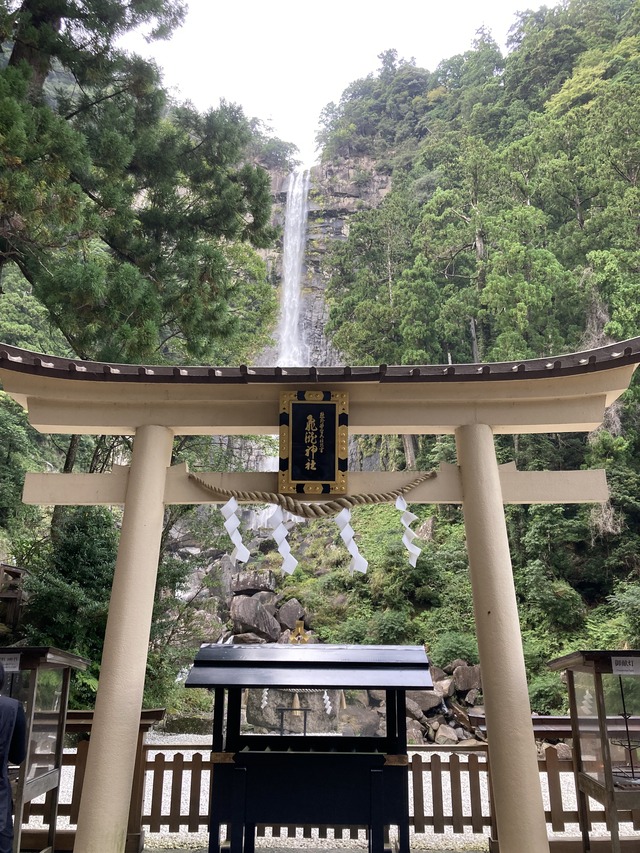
[{"xmin": 279, "ymin": 391, "xmax": 348, "ymax": 495}]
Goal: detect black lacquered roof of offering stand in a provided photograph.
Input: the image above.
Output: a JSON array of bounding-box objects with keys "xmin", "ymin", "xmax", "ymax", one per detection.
[{"xmin": 185, "ymin": 643, "xmax": 433, "ymax": 690}]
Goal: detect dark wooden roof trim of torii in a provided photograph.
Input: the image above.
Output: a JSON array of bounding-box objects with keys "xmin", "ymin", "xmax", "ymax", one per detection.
[{"xmin": 0, "ymin": 336, "xmax": 640, "ymax": 385}]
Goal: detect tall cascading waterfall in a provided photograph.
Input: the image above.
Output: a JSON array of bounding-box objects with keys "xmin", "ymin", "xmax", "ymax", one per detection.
[
  {"xmin": 249, "ymin": 168, "xmax": 312, "ymax": 501},
  {"xmin": 277, "ymin": 168, "xmax": 311, "ymax": 366}
]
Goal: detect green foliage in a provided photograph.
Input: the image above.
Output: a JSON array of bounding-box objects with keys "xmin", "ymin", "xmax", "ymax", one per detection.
[
  {"xmin": 0, "ymin": 392, "xmax": 60, "ymax": 531},
  {"xmin": 248, "ymin": 119, "xmax": 300, "ymax": 170},
  {"xmin": 429, "ymin": 631, "xmax": 479, "ymax": 668},
  {"xmin": 607, "ymin": 581, "xmax": 640, "ymax": 646},
  {"xmin": 528, "ymin": 672, "xmax": 568, "ymax": 715},
  {"xmin": 21, "ymin": 506, "xmax": 119, "ymax": 706}
]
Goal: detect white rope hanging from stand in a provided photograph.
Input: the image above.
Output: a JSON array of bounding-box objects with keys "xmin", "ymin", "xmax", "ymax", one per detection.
[{"xmin": 396, "ymin": 495, "xmax": 422, "ymax": 567}]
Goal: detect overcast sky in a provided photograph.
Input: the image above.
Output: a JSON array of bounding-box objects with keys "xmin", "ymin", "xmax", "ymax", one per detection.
[{"xmin": 123, "ymin": 0, "xmax": 545, "ymax": 165}]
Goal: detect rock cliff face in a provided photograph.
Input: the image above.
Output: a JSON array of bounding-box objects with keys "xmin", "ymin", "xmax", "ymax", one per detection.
[{"xmin": 262, "ymin": 157, "xmax": 390, "ymax": 368}]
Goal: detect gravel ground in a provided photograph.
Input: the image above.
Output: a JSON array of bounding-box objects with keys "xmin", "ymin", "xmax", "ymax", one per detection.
[{"xmin": 141, "ymin": 831, "xmax": 489, "ymax": 851}]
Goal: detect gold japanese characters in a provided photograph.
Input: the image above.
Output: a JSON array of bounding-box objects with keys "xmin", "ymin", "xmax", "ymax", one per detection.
[{"xmin": 278, "ymin": 391, "xmax": 349, "ymax": 495}]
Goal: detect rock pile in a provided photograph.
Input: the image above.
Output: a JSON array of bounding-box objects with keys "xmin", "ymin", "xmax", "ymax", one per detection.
[
  {"xmin": 222, "ymin": 569, "xmax": 316, "ymax": 645},
  {"xmin": 404, "ymin": 658, "xmax": 485, "ymax": 746}
]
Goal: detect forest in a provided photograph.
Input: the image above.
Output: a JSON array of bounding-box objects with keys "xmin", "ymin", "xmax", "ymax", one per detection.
[{"xmin": 1, "ymin": 0, "xmax": 640, "ymax": 715}]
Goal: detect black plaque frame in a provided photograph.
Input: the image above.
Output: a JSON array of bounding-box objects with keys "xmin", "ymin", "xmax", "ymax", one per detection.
[{"xmin": 279, "ymin": 391, "xmax": 348, "ymax": 495}]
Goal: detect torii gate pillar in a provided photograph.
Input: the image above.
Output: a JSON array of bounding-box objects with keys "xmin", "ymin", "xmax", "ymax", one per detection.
[
  {"xmin": 73, "ymin": 424, "xmax": 174, "ymax": 853},
  {"xmin": 456, "ymin": 423, "xmax": 548, "ymax": 853}
]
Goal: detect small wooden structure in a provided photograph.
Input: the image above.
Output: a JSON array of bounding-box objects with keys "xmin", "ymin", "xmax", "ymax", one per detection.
[
  {"xmin": 186, "ymin": 644, "xmax": 433, "ymax": 853},
  {"xmin": 548, "ymin": 650, "xmax": 640, "ymax": 853},
  {"xmin": 20, "ymin": 709, "xmax": 165, "ymax": 853},
  {"xmin": 0, "ymin": 646, "xmax": 88, "ymax": 853},
  {"xmin": 0, "ymin": 565, "xmax": 25, "ymax": 633}
]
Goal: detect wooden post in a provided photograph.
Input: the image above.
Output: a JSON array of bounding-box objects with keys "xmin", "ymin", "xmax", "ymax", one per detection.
[
  {"xmin": 456, "ymin": 423, "xmax": 550, "ymax": 853},
  {"xmin": 74, "ymin": 425, "xmax": 173, "ymax": 853}
]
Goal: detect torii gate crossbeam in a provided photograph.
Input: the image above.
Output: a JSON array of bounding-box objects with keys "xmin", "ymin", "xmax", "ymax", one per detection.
[{"xmin": 1, "ymin": 338, "xmax": 640, "ymax": 853}]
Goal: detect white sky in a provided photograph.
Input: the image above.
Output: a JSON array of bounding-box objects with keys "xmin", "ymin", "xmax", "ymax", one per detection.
[{"xmin": 123, "ymin": 0, "xmax": 544, "ymax": 165}]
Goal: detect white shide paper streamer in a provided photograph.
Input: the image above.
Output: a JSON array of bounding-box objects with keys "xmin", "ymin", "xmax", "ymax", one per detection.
[
  {"xmin": 334, "ymin": 508, "xmax": 368, "ymax": 574},
  {"xmin": 220, "ymin": 497, "xmax": 250, "ymax": 564},
  {"xmin": 395, "ymin": 495, "xmax": 421, "ymax": 567},
  {"xmin": 268, "ymin": 506, "xmax": 299, "ymax": 575}
]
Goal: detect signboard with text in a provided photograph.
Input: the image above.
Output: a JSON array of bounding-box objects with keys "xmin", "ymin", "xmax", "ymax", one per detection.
[
  {"xmin": 612, "ymin": 656, "xmax": 640, "ymax": 675},
  {"xmin": 279, "ymin": 391, "xmax": 348, "ymax": 495}
]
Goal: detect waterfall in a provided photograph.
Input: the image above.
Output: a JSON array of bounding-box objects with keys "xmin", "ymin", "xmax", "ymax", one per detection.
[
  {"xmin": 245, "ymin": 168, "xmax": 311, "ymax": 488},
  {"xmin": 277, "ymin": 168, "xmax": 310, "ymax": 366}
]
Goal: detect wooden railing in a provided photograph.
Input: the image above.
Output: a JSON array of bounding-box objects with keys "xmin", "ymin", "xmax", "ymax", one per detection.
[
  {"xmin": 140, "ymin": 744, "xmax": 496, "ymax": 837},
  {"xmin": 24, "ymin": 739, "xmax": 632, "ymax": 847}
]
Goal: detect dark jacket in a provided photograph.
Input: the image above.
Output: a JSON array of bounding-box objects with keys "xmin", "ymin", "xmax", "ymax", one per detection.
[{"xmin": 0, "ymin": 696, "xmax": 26, "ymax": 835}]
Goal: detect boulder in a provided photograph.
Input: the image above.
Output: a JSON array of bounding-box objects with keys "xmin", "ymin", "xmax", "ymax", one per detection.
[
  {"xmin": 405, "ymin": 697, "xmax": 427, "ymax": 724},
  {"xmin": 434, "ymin": 724, "xmax": 459, "ymax": 745},
  {"xmin": 542, "ymin": 741, "xmax": 572, "ymax": 761},
  {"xmin": 407, "ymin": 689, "xmax": 444, "ymax": 713},
  {"xmin": 277, "ymin": 597, "xmax": 305, "ymax": 630},
  {"xmin": 231, "ymin": 570, "xmax": 276, "ymax": 596},
  {"xmin": 192, "ymin": 610, "xmax": 225, "ymax": 643},
  {"xmin": 444, "ymin": 658, "xmax": 468, "ymax": 675},
  {"xmin": 230, "ymin": 595, "xmax": 281, "ymax": 642},
  {"xmin": 347, "ymin": 690, "xmax": 370, "ymax": 707},
  {"xmin": 436, "ymin": 678, "xmax": 455, "ymax": 698},
  {"xmin": 464, "ymin": 687, "xmax": 480, "ymax": 706},
  {"xmin": 231, "ymin": 632, "xmax": 269, "ymax": 644},
  {"xmin": 455, "ymin": 726, "xmax": 472, "ymax": 740},
  {"xmin": 453, "ymin": 664, "xmax": 482, "ymax": 693},
  {"xmin": 406, "ymin": 719, "xmax": 425, "ymax": 745},
  {"xmin": 429, "ymin": 665, "xmax": 447, "ymax": 682},
  {"xmin": 338, "ymin": 704, "xmax": 381, "ymax": 737},
  {"xmin": 253, "ymin": 590, "xmax": 280, "ymax": 615},
  {"xmin": 458, "ymin": 737, "xmax": 484, "ymax": 748}
]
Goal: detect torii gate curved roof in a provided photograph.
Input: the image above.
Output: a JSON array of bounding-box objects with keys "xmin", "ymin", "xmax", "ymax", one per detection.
[{"xmin": 0, "ymin": 337, "xmax": 639, "ymax": 435}]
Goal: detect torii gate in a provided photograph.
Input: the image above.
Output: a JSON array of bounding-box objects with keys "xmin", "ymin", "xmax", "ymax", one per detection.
[{"xmin": 1, "ymin": 337, "xmax": 639, "ymax": 853}]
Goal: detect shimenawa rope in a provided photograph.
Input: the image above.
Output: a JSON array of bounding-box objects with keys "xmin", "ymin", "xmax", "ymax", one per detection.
[{"xmin": 187, "ymin": 470, "xmax": 437, "ymax": 519}]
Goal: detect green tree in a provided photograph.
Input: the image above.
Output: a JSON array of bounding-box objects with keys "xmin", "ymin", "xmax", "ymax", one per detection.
[
  {"xmin": 21, "ymin": 507, "xmax": 118, "ymax": 705},
  {"xmin": 1, "ymin": 0, "xmax": 277, "ymax": 364},
  {"xmin": 504, "ymin": 7, "xmax": 588, "ymax": 109}
]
